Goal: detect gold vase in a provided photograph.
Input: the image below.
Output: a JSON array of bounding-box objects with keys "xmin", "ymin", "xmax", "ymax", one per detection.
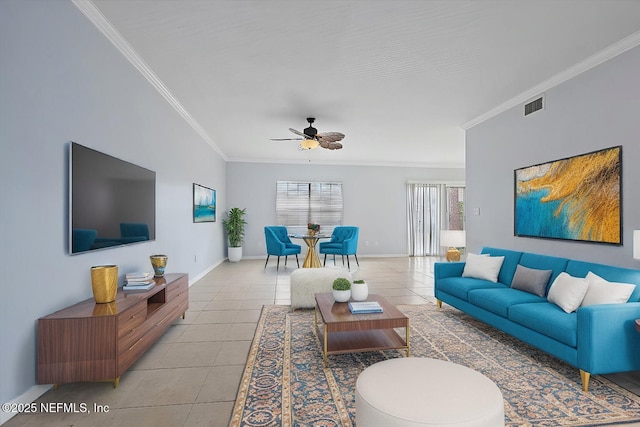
[
  {"xmin": 150, "ymin": 254, "xmax": 168, "ymax": 277},
  {"xmin": 90, "ymin": 265, "xmax": 118, "ymax": 303}
]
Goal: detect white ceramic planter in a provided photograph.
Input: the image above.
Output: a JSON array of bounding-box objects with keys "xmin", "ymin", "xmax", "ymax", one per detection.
[
  {"xmin": 351, "ymin": 281, "xmax": 369, "ymax": 301},
  {"xmin": 332, "ymin": 289, "xmax": 351, "ymax": 303},
  {"xmin": 228, "ymin": 246, "xmax": 242, "ymax": 262}
]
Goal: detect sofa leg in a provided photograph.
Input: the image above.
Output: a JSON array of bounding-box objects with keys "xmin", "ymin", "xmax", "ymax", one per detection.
[
  {"xmin": 436, "ymin": 299, "xmax": 442, "ymax": 309},
  {"xmin": 580, "ymin": 370, "xmax": 590, "ymax": 392}
]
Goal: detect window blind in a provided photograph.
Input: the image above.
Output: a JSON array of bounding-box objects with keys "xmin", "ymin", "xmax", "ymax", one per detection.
[{"xmin": 276, "ymin": 181, "xmax": 343, "ymax": 227}]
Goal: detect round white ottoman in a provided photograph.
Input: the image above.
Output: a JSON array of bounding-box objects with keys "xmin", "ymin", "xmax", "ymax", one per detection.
[{"xmin": 356, "ymin": 358, "xmax": 504, "ymax": 427}]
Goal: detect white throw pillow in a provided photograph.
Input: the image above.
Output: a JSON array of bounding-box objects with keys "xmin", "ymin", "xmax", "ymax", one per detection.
[
  {"xmin": 462, "ymin": 253, "xmax": 505, "ymax": 282},
  {"xmin": 580, "ymin": 271, "xmax": 636, "ymax": 307},
  {"xmin": 547, "ymin": 272, "xmax": 589, "ymax": 313}
]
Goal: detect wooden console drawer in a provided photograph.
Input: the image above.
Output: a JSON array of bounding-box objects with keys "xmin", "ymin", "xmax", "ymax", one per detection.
[
  {"xmin": 118, "ymin": 332, "xmax": 152, "ymax": 373},
  {"xmin": 118, "ymin": 303, "xmax": 147, "ymax": 338},
  {"xmin": 166, "ymin": 276, "xmax": 188, "ymax": 299},
  {"xmin": 148, "ymin": 306, "xmax": 179, "ymax": 336},
  {"xmin": 165, "ymin": 292, "xmax": 189, "ymax": 315},
  {"xmin": 118, "ymin": 320, "xmax": 148, "ymax": 354}
]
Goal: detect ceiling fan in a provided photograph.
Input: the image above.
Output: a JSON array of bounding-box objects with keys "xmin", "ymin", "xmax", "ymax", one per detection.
[{"xmin": 271, "ymin": 118, "xmax": 345, "ymax": 150}]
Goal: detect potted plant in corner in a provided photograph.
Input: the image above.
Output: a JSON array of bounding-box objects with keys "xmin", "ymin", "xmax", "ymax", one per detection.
[
  {"xmin": 222, "ymin": 207, "xmax": 247, "ymax": 262},
  {"xmin": 332, "ymin": 277, "xmax": 351, "ymax": 302}
]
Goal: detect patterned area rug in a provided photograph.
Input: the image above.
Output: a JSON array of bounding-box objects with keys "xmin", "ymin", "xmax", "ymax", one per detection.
[{"xmin": 230, "ymin": 303, "xmax": 640, "ymax": 426}]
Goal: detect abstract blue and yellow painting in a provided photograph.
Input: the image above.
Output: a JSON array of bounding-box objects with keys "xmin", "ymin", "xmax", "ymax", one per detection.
[
  {"xmin": 193, "ymin": 183, "xmax": 216, "ymax": 223},
  {"xmin": 514, "ymin": 146, "xmax": 621, "ymax": 244}
]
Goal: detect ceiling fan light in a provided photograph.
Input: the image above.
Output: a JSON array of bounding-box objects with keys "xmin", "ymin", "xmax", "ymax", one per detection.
[{"xmin": 300, "ymin": 139, "xmax": 319, "ymax": 150}]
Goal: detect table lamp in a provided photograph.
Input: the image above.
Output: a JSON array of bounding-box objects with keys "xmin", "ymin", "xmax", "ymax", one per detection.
[
  {"xmin": 634, "ymin": 230, "xmax": 640, "ymax": 260},
  {"xmin": 441, "ymin": 230, "xmax": 466, "ymax": 262}
]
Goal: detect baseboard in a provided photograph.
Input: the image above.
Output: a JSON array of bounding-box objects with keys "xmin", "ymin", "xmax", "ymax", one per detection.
[
  {"xmin": 0, "ymin": 384, "xmax": 52, "ymax": 425},
  {"xmin": 189, "ymin": 259, "xmax": 225, "ymax": 285}
]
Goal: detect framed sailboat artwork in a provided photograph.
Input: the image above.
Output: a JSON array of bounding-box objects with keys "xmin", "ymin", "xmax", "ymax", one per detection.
[{"xmin": 193, "ymin": 183, "xmax": 216, "ymax": 223}]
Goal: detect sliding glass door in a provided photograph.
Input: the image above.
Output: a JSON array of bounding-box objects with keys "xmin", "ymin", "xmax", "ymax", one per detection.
[{"xmin": 407, "ymin": 183, "xmax": 464, "ymax": 256}]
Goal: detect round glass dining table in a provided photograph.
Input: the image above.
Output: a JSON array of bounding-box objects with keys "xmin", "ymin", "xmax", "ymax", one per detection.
[{"xmin": 288, "ymin": 233, "xmax": 330, "ymax": 268}]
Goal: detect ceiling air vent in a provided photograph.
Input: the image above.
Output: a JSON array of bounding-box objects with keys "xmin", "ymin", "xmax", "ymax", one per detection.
[{"xmin": 524, "ymin": 96, "xmax": 544, "ymax": 116}]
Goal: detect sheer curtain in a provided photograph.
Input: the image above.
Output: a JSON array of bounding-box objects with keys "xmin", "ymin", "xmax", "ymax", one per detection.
[{"xmin": 406, "ymin": 183, "xmax": 447, "ymax": 256}]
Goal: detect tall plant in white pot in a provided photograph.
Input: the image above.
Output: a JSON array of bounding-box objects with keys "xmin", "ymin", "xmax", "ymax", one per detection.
[{"xmin": 222, "ymin": 207, "xmax": 247, "ymax": 262}]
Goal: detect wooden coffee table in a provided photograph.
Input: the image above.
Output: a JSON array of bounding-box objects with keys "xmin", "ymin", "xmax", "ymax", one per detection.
[{"xmin": 314, "ymin": 293, "xmax": 410, "ymax": 367}]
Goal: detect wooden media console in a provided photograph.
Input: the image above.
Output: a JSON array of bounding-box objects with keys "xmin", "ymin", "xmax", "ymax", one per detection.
[{"xmin": 37, "ymin": 273, "xmax": 188, "ymax": 388}]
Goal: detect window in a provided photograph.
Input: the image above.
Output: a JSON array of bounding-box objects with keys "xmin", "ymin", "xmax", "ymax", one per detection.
[
  {"xmin": 447, "ymin": 186, "xmax": 465, "ymax": 231},
  {"xmin": 276, "ymin": 181, "xmax": 343, "ymax": 227}
]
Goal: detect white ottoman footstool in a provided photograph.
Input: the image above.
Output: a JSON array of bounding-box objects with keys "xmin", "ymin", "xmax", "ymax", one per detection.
[
  {"xmin": 290, "ymin": 268, "xmax": 352, "ymax": 310},
  {"xmin": 356, "ymin": 358, "xmax": 504, "ymax": 427}
]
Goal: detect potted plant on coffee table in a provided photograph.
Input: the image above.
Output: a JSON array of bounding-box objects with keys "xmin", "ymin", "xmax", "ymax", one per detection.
[
  {"xmin": 332, "ymin": 277, "xmax": 351, "ymax": 302},
  {"xmin": 222, "ymin": 207, "xmax": 247, "ymax": 262},
  {"xmin": 351, "ymin": 279, "xmax": 369, "ymax": 301}
]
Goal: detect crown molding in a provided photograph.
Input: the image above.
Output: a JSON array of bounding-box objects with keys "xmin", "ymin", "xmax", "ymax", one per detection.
[
  {"xmin": 71, "ymin": 0, "xmax": 227, "ymax": 160},
  {"xmin": 226, "ymin": 156, "xmax": 465, "ymax": 169},
  {"xmin": 462, "ymin": 30, "xmax": 640, "ymax": 130}
]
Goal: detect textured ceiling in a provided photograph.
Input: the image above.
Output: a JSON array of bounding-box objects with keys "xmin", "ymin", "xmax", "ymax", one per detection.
[{"xmin": 86, "ymin": 0, "xmax": 640, "ymax": 167}]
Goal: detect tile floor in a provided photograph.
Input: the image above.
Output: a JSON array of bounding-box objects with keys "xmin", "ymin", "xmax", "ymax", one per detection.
[{"xmin": 4, "ymin": 256, "xmax": 640, "ymax": 426}]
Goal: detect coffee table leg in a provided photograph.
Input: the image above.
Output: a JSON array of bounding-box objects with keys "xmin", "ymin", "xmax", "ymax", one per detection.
[
  {"xmin": 324, "ymin": 324, "xmax": 328, "ymax": 367},
  {"xmin": 406, "ymin": 319, "xmax": 411, "ymax": 357}
]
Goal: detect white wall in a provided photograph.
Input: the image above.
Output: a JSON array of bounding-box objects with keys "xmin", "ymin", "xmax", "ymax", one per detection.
[
  {"xmin": 0, "ymin": 1, "xmax": 226, "ymax": 415},
  {"xmin": 226, "ymin": 162, "xmax": 464, "ymax": 257},
  {"xmin": 465, "ymin": 45, "xmax": 640, "ymax": 268}
]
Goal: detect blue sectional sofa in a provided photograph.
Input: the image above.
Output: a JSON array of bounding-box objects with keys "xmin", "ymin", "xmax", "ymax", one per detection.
[{"xmin": 434, "ymin": 247, "xmax": 640, "ymax": 391}]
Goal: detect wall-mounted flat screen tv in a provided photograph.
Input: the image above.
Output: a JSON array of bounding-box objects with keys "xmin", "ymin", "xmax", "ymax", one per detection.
[{"xmin": 69, "ymin": 142, "xmax": 156, "ymax": 254}]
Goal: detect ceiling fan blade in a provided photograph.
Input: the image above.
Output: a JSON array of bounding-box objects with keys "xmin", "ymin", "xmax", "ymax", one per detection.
[
  {"xmin": 321, "ymin": 141, "xmax": 343, "ymax": 150},
  {"xmin": 270, "ymin": 138, "xmax": 303, "ymax": 141},
  {"xmin": 289, "ymin": 128, "xmax": 308, "ymax": 138},
  {"xmin": 316, "ymin": 132, "xmax": 345, "ymax": 143}
]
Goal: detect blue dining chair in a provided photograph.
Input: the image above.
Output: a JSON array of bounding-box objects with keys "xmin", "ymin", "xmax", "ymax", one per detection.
[
  {"xmin": 319, "ymin": 226, "xmax": 360, "ymax": 270},
  {"xmin": 264, "ymin": 226, "xmax": 301, "ymax": 271}
]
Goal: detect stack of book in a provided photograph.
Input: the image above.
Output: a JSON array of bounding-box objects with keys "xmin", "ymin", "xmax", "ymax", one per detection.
[
  {"xmin": 348, "ymin": 301, "xmax": 383, "ymax": 314},
  {"xmin": 123, "ymin": 272, "xmax": 156, "ymax": 291}
]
